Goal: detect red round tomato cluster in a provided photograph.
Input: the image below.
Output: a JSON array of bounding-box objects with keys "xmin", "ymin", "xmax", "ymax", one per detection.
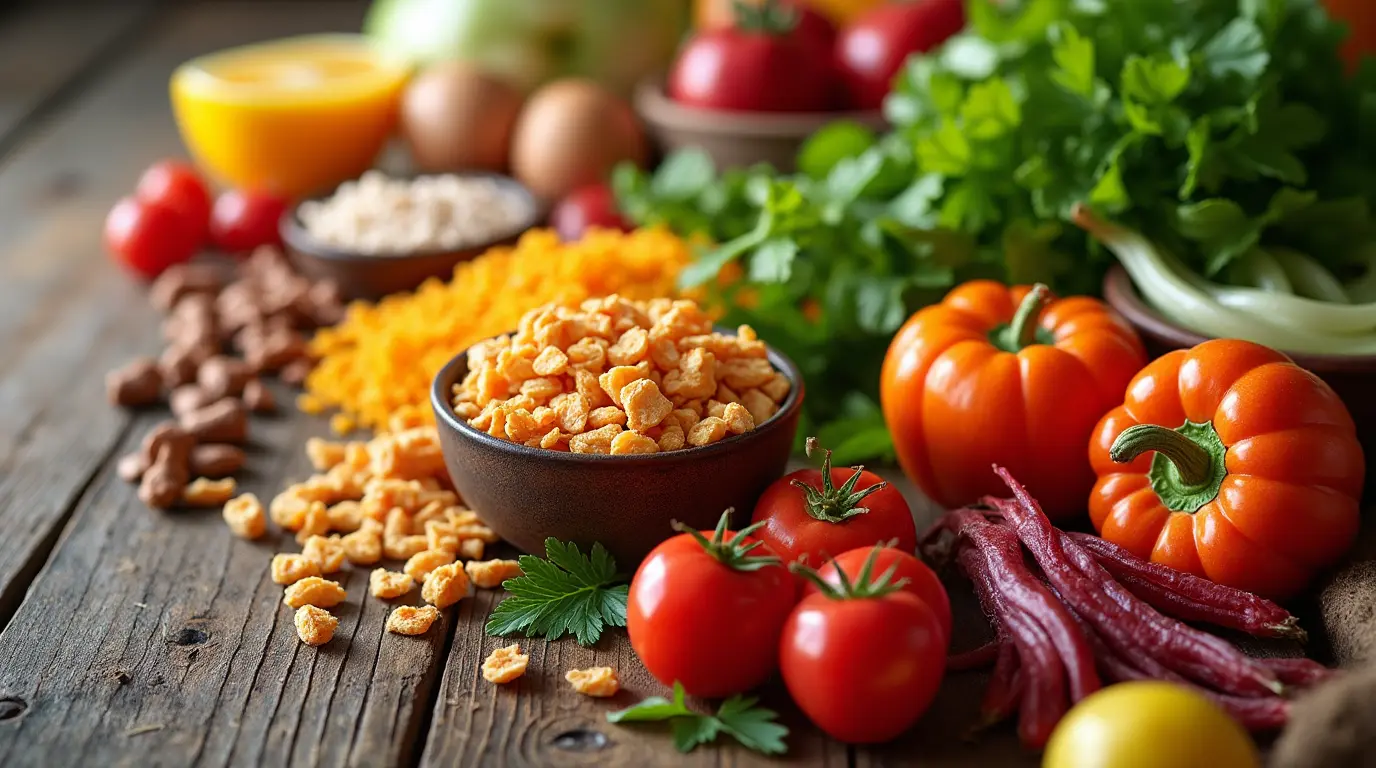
[
  {"xmin": 104, "ymin": 159, "xmax": 289, "ymax": 279},
  {"xmin": 668, "ymin": 0, "xmax": 966, "ymax": 113},
  {"xmin": 626, "ymin": 462, "xmax": 951, "ymax": 744}
]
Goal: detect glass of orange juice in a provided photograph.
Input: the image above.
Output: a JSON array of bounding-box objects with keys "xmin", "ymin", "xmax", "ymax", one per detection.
[{"xmin": 171, "ymin": 34, "xmax": 411, "ymax": 199}]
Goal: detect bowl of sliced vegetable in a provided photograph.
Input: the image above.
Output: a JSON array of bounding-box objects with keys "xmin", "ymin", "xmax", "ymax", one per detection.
[
  {"xmin": 430, "ymin": 297, "xmax": 805, "ymax": 566},
  {"xmin": 1101, "ymin": 261, "xmax": 1376, "ymax": 474}
]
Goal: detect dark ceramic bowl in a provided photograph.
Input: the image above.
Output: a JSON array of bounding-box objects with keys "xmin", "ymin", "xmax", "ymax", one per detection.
[
  {"xmin": 1103, "ymin": 264, "xmax": 1376, "ymax": 473},
  {"xmin": 280, "ymin": 172, "xmax": 541, "ymax": 301},
  {"xmin": 635, "ymin": 78, "xmax": 887, "ymax": 173},
  {"xmin": 430, "ymin": 336, "xmax": 805, "ymax": 566}
]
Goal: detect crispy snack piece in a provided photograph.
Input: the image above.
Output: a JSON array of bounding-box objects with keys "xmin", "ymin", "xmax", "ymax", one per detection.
[{"xmin": 482, "ymin": 644, "xmax": 529, "ymax": 684}]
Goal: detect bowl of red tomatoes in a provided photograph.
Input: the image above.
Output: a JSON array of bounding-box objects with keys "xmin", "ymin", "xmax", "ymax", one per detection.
[{"xmin": 637, "ymin": 0, "xmax": 965, "ymax": 171}]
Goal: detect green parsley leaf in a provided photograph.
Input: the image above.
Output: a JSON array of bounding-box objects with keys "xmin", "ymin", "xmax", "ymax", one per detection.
[
  {"xmin": 484, "ymin": 538, "xmax": 627, "ymax": 646},
  {"xmin": 1201, "ymin": 18, "xmax": 1269, "ymax": 80},
  {"xmin": 607, "ymin": 682, "xmax": 789, "ymax": 756}
]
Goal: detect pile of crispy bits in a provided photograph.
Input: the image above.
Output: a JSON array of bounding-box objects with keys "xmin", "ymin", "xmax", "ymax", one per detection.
[
  {"xmin": 453, "ymin": 295, "xmax": 792, "ymax": 454},
  {"xmin": 479, "ymin": 643, "xmax": 620, "ymax": 698},
  {"xmin": 220, "ymin": 413, "xmax": 524, "ymax": 647},
  {"xmin": 108, "ymin": 247, "xmax": 346, "ymax": 508}
]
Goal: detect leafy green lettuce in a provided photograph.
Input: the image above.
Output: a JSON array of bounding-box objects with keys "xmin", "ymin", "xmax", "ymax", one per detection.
[{"xmin": 616, "ymin": 0, "xmax": 1376, "ymax": 463}]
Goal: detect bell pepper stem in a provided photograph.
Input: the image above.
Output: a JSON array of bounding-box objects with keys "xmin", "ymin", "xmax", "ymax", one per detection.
[{"xmin": 1110, "ymin": 424, "xmax": 1212, "ymax": 487}]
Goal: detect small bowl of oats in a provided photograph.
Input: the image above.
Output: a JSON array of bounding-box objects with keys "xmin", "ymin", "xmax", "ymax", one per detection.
[
  {"xmin": 281, "ymin": 170, "xmax": 541, "ymax": 300},
  {"xmin": 429, "ymin": 295, "xmax": 804, "ymax": 565}
]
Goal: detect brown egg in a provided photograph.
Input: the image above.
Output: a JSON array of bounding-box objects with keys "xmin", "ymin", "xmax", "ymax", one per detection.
[
  {"xmin": 509, "ymin": 78, "xmax": 648, "ymax": 201},
  {"xmin": 400, "ymin": 61, "xmax": 523, "ymax": 173}
]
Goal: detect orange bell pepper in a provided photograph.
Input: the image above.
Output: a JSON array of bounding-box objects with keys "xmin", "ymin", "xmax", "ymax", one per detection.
[
  {"xmin": 1089, "ymin": 339, "xmax": 1364, "ymax": 601},
  {"xmin": 881, "ymin": 281, "xmax": 1146, "ymax": 519}
]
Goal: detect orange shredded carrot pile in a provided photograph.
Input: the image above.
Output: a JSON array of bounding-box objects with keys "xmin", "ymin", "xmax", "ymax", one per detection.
[{"xmin": 303, "ymin": 227, "xmax": 694, "ymax": 432}]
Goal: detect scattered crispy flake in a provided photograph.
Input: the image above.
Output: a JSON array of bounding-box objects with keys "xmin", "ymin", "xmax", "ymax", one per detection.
[
  {"xmin": 565, "ymin": 667, "xmax": 620, "ymax": 697},
  {"xmin": 294, "ymin": 501, "xmax": 332, "ymax": 545},
  {"xmin": 569, "ymin": 424, "xmax": 622, "ymax": 454},
  {"xmin": 271, "ymin": 554, "xmax": 321, "ymax": 585},
  {"xmin": 294, "ymin": 605, "xmax": 338, "ymax": 646},
  {"xmin": 341, "ymin": 527, "xmax": 383, "ymax": 566},
  {"xmin": 739, "ymin": 388, "xmax": 778, "ymax": 425},
  {"xmin": 387, "ymin": 605, "xmax": 441, "ymax": 636},
  {"xmin": 482, "ymin": 644, "xmax": 529, "ymax": 684},
  {"xmin": 532, "ymin": 346, "xmax": 569, "ymax": 376},
  {"xmin": 425, "ymin": 520, "xmax": 459, "ymax": 554},
  {"xmin": 421, "ymin": 562, "xmax": 471, "ymax": 608},
  {"xmin": 658, "ymin": 424, "xmax": 686, "ymax": 452},
  {"xmin": 282, "ymin": 576, "xmax": 347, "ymax": 609},
  {"xmin": 464, "ymin": 559, "xmax": 523, "ymax": 589},
  {"xmin": 610, "ymin": 431, "xmax": 659, "ymax": 455},
  {"xmin": 687, "ymin": 416, "xmax": 729, "ymax": 447},
  {"xmin": 269, "ymin": 489, "xmax": 311, "ymax": 531},
  {"xmin": 182, "ymin": 477, "xmax": 237, "ymax": 507},
  {"xmin": 326, "ymin": 500, "xmax": 363, "ymax": 532},
  {"xmin": 222, "ymin": 494, "xmax": 266, "ymax": 540},
  {"xmin": 404, "ymin": 549, "xmax": 456, "ymax": 583},
  {"xmin": 369, "ymin": 568, "xmax": 415, "ymax": 599},
  {"xmin": 301, "ymin": 535, "xmax": 347, "ymax": 573},
  {"xmin": 458, "ymin": 538, "xmax": 485, "ymax": 560},
  {"xmin": 722, "ymin": 402, "xmax": 755, "ymax": 435},
  {"xmin": 385, "ymin": 534, "xmax": 429, "ymax": 560},
  {"xmin": 453, "ymin": 522, "xmax": 500, "ymax": 544},
  {"xmin": 587, "ymin": 406, "xmax": 628, "ymax": 429}
]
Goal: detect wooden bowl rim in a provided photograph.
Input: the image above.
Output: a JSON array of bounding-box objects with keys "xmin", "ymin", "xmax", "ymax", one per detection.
[
  {"xmin": 1101, "ymin": 264, "xmax": 1376, "ymax": 372},
  {"xmin": 431, "ymin": 328, "xmax": 806, "ymax": 465},
  {"xmin": 279, "ymin": 171, "xmax": 542, "ymax": 264},
  {"xmin": 634, "ymin": 77, "xmax": 887, "ymax": 138}
]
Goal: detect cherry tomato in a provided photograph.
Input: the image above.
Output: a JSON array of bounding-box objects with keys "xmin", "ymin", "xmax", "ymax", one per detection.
[
  {"xmin": 807, "ymin": 545, "xmax": 951, "ymax": 644},
  {"xmin": 668, "ymin": 0, "xmax": 835, "ymax": 112},
  {"xmin": 835, "ymin": 0, "xmax": 966, "ymax": 110},
  {"xmin": 209, "ymin": 189, "xmax": 288, "ymax": 254},
  {"xmin": 781, "ymin": 578, "xmax": 947, "ymax": 742},
  {"xmin": 751, "ymin": 444, "xmax": 917, "ymax": 566},
  {"xmin": 696, "ymin": 0, "xmax": 838, "ymax": 52},
  {"xmin": 550, "ymin": 183, "xmax": 632, "ymax": 242},
  {"xmin": 135, "ymin": 160, "xmax": 211, "ymax": 242},
  {"xmin": 627, "ymin": 512, "xmax": 798, "ymax": 698},
  {"xmin": 104, "ymin": 196, "xmax": 200, "ymax": 279}
]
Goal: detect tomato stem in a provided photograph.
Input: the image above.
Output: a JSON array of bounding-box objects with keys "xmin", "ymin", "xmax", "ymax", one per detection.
[
  {"xmin": 1109, "ymin": 421, "xmax": 1228, "ymax": 513},
  {"xmin": 793, "ymin": 438, "xmax": 887, "ymax": 524},
  {"xmin": 672, "ymin": 508, "xmax": 782, "ymax": 573},
  {"xmin": 731, "ymin": 0, "xmax": 799, "ymax": 35},
  {"xmin": 791, "ymin": 545, "xmax": 909, "ymax": 600}
]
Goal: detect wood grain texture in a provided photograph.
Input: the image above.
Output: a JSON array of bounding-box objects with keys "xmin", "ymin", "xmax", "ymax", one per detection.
[
  {"xmin": 0, "ymin": 0, "xmax": 360, "ymax": 622},
  {"xmin": 0, "ymin": 3, "xmax": 445, "ymax": 767},
  {"xmin": 0, "ymin": 0, "xmax": 158, "ymax": 150}
]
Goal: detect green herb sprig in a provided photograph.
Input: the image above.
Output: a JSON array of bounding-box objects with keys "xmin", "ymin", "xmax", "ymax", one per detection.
[
  {"xmin": 607, "ymin": 681, "xmax": 789, "ymax": 755},
  {"xmin": 484, "ymin": 538, "xmax": 628, "ymax": 646}
]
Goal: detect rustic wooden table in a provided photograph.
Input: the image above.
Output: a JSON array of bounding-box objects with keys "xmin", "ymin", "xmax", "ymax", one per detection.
[{"xmin": 0, "ymin": 2, "xmax": 1039, "ymax": 765}]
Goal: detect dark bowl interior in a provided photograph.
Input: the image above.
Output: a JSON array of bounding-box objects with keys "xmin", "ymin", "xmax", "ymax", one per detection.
[
  {"xmin": 1103, "ymin": 264, "xmax": 1376, "ymax": 476},
  {"xmin": 280, "ymin": 172, "xmax": 542, "ymax": 301},
  {"xmin": 430, "ymin": 335, "xmax": 805, "ymax": 566}
]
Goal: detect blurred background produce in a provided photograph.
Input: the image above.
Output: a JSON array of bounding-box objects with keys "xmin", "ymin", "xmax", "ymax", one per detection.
[{"xmin": 363, "ymin": 0, "xmax": 690, "ymax": 95}]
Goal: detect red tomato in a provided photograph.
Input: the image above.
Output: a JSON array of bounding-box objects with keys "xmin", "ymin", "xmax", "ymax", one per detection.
[
  {"xmin": 836, "ymin": 0, "xmax": 966, "ymax": 110},
  {"xmin": 550, "ymin": 183, "xmax": 631, "ymax": 242},
  {"xmin": 781, "ymin": 588, "xmax": 946, "ymax": 743},
  {"xmin": 135, "ymin": 160, "xmax": 211, "ymax": 242},
  {"xmin": 751, "ymin": 445, "xmax": 917, "ymax": 566},
  {"xmin": 104, "ymin": 196, "xmax": 200, "ymax": 279},
  {"xmin": 210, "ymin": 189, "xmax": 288, "ymax": 254},
  {"xmin": 808, "ymin": 546, "xmax": 951, "ymax": 644},
  {"xmin": 668, "ymin": 1, "xmax": 835, "ymax": 112},
  {"xmin": 627, "ymin": 513, "xmax": 798, "ymax": 698}
]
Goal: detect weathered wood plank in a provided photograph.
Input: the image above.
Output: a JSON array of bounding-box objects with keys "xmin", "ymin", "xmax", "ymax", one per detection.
[
  {"xmin": 0, "ymin": 0, "xmax": 361, "ymax": 622},
  {"xmin": 0, "ymin": 1, "xmax": 447, "ymax": 765},
  {"xmin": 0, "ymin": 0, "xmax": 159, "ymax": 149}
]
